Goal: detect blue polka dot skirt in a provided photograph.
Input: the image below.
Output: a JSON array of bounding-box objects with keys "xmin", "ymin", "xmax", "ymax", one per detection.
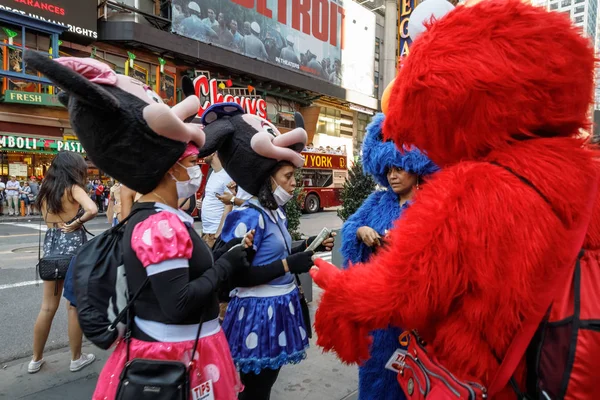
[{"xmin": 222, "ymin": 287, "xmax": 309, "ymax": 374}]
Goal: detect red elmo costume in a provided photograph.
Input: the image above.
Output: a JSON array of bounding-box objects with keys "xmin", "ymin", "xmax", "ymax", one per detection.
[{"xmin": 311, "ymin": 1, "xmax": 600, "ymax": 398}]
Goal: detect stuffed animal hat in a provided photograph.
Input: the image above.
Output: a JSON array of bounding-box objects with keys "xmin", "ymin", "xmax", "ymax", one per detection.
[
  {"xmin": 24, "ymin": 51, "xmax": 205, "ymax": 194},
  {"xmin": 362, "ymin": 113, "xmax": 438, "ymax": 188},
  {"xmin": 198, "ymin": 103, "xmax": 307, "ymax": 196},
  {"xmin": 384, "ymin": 0, "xmax": 595, "ymax": 167}
]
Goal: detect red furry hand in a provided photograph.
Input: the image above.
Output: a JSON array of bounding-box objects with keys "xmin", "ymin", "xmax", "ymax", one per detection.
[
  {"xmin": 314, "ymin": 290, "xmax": 372, "ymax": 364},
  {"xmin": 310, "ymin": 258, "xmax": 341, "ymax": 290}
]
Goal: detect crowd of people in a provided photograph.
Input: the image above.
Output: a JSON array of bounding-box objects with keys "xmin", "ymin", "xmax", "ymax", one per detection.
[
  {"xmin": 17, "ymin": 0, "xmax": 600, "ymax": 399},
  {"xmin": 0, "ymin": 175, "xmax": 41, "ymax": 216}
]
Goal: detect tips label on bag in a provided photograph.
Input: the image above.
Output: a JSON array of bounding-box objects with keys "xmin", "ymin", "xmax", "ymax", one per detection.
[
  {"xmin": 385, "ymin": 349, "xmax": 407, "ymax": 373},
  {"xmin": 192, "ymin": 379, "xmax": 215, "ymax": 400}
]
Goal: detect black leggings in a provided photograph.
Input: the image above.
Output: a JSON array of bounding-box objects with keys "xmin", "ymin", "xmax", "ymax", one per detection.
[{"xmin": 238, "ymin": 368, "xmax": 281, "ymax": 400}]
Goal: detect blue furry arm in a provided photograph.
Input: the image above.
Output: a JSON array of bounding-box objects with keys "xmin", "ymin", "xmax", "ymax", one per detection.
[{"xmin": 340, "ymin": 191, "xmax": 385, "ymax": 267}]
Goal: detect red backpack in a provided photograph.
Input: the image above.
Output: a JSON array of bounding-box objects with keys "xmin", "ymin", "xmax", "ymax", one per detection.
[{"xmin": 523, "ymin": 250, "xmax": 600, "ymax": 399}]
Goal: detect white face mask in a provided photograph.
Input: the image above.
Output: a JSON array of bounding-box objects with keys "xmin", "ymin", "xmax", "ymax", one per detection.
[
  {"xmin": 171, "ymin": 163, "xmax": 202, "ymax": 199},
  {"xmin": 272, "ymin": 182, "xmax": 293, "ymax": 207}
]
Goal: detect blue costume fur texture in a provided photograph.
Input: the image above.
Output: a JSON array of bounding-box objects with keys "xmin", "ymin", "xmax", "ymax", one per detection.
[{"xmin": 340, "ymin": 113, "xmax": 438, "ymax": 400}]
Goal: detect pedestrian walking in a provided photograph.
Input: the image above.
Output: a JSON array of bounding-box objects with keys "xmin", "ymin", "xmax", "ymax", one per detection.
[
  {"xmin": 19, "ymin": 181, "xmax": 33, "ymax": 216},
  {"xmin": 5, "ymin": 175, "xmax": 20, "ymax": 216},
  {"xmin": 29, "ymin": 176, "xmax": 39, "ymax": 215},
  {"xmin": 29, "ymin": 151, "xmax": 98, "ymax": 374},
  {"xmin": 201, "ymin": 152, "xmax": 233, "ymax": 247}
]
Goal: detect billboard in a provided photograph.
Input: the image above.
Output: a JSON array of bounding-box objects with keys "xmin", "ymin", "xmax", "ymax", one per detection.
[
  {"xmin": 0, "ymin": 0, "xmax": 98, "ymax": 41},
  {"xmin": 172, "ymin": 0, "xmax": 376, "ymax": 96}
]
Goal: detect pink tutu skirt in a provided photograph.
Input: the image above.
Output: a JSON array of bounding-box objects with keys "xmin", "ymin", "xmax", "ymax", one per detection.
[{"xmin": 93, "ymin": 329, "xmax": 242, "ymax": 400}]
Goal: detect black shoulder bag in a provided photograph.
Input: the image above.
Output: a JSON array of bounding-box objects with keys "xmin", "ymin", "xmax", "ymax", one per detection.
[
  {"xmin": 36, "ymin": 208, "xmax": 78, "ymax": 295},
  {"xmin": 116, "ymin": 235, "xmax": 205, "ymax": 399}
]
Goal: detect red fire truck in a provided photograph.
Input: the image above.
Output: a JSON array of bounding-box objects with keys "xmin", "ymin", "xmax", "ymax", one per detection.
[{"xmin": 300, "ymin": 151, "xmax": 348, "ymax": 213}]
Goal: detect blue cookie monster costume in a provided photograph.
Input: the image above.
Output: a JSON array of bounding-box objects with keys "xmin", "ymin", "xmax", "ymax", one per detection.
[{"xmin": 340, "ymin": 112, "xmax": 438, "ymax": 400}]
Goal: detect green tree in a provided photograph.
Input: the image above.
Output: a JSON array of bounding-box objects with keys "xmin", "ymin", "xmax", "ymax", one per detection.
[
  {"xmin": 286, "ymin": 168, "xmax": 306, "ymax": 240},
  {"xmin": 337, "ymin": 159, "xmax": 376, "ymax": 222}
]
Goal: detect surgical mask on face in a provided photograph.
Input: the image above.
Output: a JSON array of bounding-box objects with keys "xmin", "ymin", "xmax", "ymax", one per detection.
[
  {"xmin": 171, "ymin": 163, "xmax": 202, "ymax": 199},
  {"xmin": 272, "ymin": 181, "xmax": 293, "ymax": 207}
]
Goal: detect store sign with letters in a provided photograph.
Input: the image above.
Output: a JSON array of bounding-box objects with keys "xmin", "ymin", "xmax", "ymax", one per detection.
[
  {"xmin": 0, "ymin": 134, "xmax": 85, "ymax": 154},
  {"xmin": 3, "ymin": 90, "xmax": 63, "ymax": 107},
  {"xmin": 0, "ymin": 0, "xmax": 98, "ymax": 41},
  {"xmin": 193, "ymin": 75, "xmax": 267, "ymax": 119},
  {"xmin": 303, "ymin": 153, "xmax": 346, "ymax": 169}
]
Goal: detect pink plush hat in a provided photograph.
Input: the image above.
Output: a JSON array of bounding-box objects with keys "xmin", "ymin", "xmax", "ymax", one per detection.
[{"xmin": 179, "ymin": 143, "xmax": 199, "ymax": 160}]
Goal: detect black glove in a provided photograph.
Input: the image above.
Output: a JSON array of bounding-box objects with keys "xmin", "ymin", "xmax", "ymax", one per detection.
[
  {"xmin": 215, "ymin": 244, "xmax": 250, "ymax": 276},
  {"xmin": 286, "ymin": 251, "xmax": 315, "ymax": 274}
]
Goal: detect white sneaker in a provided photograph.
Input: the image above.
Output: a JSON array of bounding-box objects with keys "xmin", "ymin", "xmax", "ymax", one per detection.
[
  {"xmin": 70, "ymin": 353, "xmax": 96, "ymax": 372},
  {"xmin": 28, "ymin": 358, "xmax": 44, "ymax": 373}
]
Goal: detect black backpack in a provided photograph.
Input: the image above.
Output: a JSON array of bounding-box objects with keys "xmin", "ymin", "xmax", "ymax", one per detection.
[{"xmin": 73, "ymin": 202, "xmax": 155, "ymax": 350}]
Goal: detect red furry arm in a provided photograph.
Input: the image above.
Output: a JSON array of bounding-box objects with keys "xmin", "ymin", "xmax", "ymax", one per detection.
[{"xmin": 314, "ymin": 164, "xmax": 566, "ymax": 364}]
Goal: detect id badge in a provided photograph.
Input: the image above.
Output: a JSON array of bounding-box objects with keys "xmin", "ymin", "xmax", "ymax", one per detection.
[
  {"xmin": 191, "ymin": 380, "xmax": 215, "ymax": 400},
  {"xmin": 385, "ymin": 349, "xmax": 407, "ymax": 373}
]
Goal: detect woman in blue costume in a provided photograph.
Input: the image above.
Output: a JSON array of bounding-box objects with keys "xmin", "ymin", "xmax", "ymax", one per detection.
[
  {"xmin": 197, "ymin": 102, "xmax": 334, "ymax": 400},
  {"xmin": 340, "ymin": 113, "xmax": 438, "ymax": 400}
]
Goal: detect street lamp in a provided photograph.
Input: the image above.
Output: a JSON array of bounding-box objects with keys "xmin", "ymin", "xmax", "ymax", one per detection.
[
  {"xmin": 358, "ymin": 0, "xmax": 374, "ymax": 5},
  {"xmin": 371, "ymin": 4, "xmax": 386, "ymax": 11}
]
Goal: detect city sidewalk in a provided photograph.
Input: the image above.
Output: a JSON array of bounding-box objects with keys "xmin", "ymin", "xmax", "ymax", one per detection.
[
  {"xmin": 0, "ymin": 284, "xmax": 359, "ymax": 400},
  {"xmin": 0, "ymin": 213, "xmax": 107, "ymax": 224}
]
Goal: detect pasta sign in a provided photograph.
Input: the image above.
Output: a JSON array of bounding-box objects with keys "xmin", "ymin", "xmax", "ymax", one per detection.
[
  {"xmin": 398, "ymin": 0, "xmax": 415, "ymax": 57},
  {"xmin": 193, "ymin": 75, "xmax": 267, "ymax": 119}
]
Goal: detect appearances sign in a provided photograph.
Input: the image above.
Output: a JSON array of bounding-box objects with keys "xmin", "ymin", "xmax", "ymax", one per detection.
[
  {"xmin": 0, "ymin": 134, "xmax": 85, "ymax": 154},
  {"xmin": 172, "ymin": 0, "xmax": 375, "ymax": 96},
  {"xmin": 0, "ymin": 0, "xmax": 98, "ymax": 41}
]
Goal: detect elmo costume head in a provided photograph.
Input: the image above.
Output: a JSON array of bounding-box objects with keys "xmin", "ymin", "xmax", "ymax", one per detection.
[{"xmin": 385, "ymin": 0, "xmax": 595, "ymax": 167}]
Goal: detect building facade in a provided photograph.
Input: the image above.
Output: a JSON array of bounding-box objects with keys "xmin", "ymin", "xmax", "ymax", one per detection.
[{"xmin": 0, "ymin": 0, "xmax": 382, "ymax": 181}]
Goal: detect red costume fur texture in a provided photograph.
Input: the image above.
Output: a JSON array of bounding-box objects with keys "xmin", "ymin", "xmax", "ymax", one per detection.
[{"xmin": 311, "ymin": 1, "xmax": 600, "ymax": 398}]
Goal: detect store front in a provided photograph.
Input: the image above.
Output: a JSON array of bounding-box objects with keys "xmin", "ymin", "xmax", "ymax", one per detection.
[{"xmin": 0, "ymin": 133, "xmax": 86, "ymax": 179}]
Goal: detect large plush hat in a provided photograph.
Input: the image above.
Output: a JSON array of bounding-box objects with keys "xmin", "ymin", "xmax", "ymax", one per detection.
[
  {"xmin": 198, "ymin": 103, "xmax": 307, "ymax": 196},
  {"xmin": 362, "ymin": 113, "xmax": 438, "ymax": 187},
  {"xmin": 384, "ymin": 0, "xmax": 595, "ymax": 167},
  {"xmin": 24, "ymin": 51, "xmax": 205, "ymax": 194}
]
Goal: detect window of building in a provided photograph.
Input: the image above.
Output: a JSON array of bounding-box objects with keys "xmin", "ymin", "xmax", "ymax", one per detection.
[
  {"xmin": 317, "ymin": 107, "xmax": 342, "ymax": 137},
  {"xmin": 561, "ymin": 0, "xmax": 572, "ymax": 6},
  {"xmin": 575, "ymin": 5, "xmax": 585, "ymax": 13},
  {"xmin": 550, "ymin": 2, "xmax": 559, "ymax": 10},
  {"xmin": 574, "ymin": 0, "xmax": 584, "ymax": 4},
  {"xmin": 0, "ymin": 23, "xmax": 60, "ymax": 97},
  {"xmin": 265, "ymin": 96, "xmax": 298, "ymax": 129},
  {"xmin": 356, "ymin": 113, "xmax": 370, "ymax": 148},
  {"xmin": 575, "ymin": 15, "xmax": 585, "ymax": 23}
]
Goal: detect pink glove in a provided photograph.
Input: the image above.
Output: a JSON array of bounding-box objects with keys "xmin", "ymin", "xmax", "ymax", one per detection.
[{"xmin": 310, "ymin": 258, "xmax": 341, "ymax": 290}]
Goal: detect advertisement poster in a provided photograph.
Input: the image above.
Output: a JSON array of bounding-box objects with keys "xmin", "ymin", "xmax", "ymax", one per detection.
[
  {"xmin": 0, "ymin": 0, "xmax": 98, "ymax": 41},
  {"xmin": 172, "ymin": 0, "xmax": 376, "ymax": 96}
]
